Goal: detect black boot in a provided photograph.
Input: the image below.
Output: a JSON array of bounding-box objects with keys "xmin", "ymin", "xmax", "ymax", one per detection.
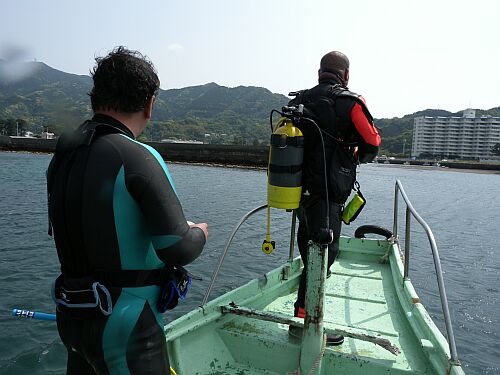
[
  {"xmin": 288, "ymin": 325, "xmax": 303, "ymax": 339},
  {"xmin": 289, "ymin": 326, "xmax": 344, "ymax": 346},
  {"xmin": 326, "ymin": 333, "xmax": 344, "ymax": 346}
]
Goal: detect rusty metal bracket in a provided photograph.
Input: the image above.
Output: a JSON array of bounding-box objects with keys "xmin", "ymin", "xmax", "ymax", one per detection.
[{"xmin": 221, "ymin": 304, "xmax": 400, "ymax": 355}]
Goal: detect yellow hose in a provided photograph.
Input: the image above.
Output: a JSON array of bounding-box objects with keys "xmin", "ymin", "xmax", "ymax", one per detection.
[
  {"xmin": 266, "ymin": 205, "xmax": 271, "ymax": 243},
  {"xmin": 170, "ymin": 366, "xmax": 179, "ymax": 375}
]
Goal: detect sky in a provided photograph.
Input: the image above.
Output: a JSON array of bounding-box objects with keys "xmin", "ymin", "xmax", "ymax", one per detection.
[{"xmin": 1, "ymin": 0, "xmax": 499, "ymax": 119}]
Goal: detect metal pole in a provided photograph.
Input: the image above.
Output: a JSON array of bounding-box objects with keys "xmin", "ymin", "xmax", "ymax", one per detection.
[
  {"xmin": 289, "ymin": 210, "xmax": 297, "ymax": 262},
  {"xmin": 395, "ymin": 180, "xmax": 459, "ymax": 364},
  {"xmin": 202, "ymin": 205, "xmax": 267, "ymax": 305},
  {"xmin": 427, "ymin": 232, "xmax": 460, "ymax": 364},
  {"xmin": 393, "ymin": 182, "xmax": 399, "ymax": 237},
  {"xmin": 299, "ymin": 241, "xmax": 326, "ymax": 374},
  {"xmin": 404, "ymin": 207, "xmax": 411, "ymax": 279}
]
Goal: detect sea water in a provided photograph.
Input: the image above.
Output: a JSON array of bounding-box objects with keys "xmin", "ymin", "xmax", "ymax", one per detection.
[{"xmin": 0, "ymin": 152, "xmax": 498, "ymax": 374}]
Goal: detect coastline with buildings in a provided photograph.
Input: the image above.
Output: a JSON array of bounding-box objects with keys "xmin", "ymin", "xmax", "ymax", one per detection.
[
  {"xmin": 1, "ymin": 134, "xmax": 499, "ymax": 173},
  {"xmin": 412, "ymin": 109, "xmax": 500, "ymax": 161},
  {"xmin": 1, "ymin": 108, "xmax": 499, "ymax": 171}
]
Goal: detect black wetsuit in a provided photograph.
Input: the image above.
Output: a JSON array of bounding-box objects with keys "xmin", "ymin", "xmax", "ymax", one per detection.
[
  {"xmin": 289, "ymin": 78, "xmax": 380, "ymax": 313},
  {"xmin": 47, "ymin": 114, "xmax": 206, "ymax": 375}
]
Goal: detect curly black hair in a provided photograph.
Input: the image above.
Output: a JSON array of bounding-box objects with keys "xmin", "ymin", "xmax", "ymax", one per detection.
[{"xmin": 90, "ymin": 46, "xmax": 160, "ymax": 113}]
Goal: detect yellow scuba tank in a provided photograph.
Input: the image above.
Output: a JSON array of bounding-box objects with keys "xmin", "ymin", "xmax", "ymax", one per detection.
[
  {"xmin": 268, "ymin": 118, "xmax": 304, "ymax": 209},
  {"xmin": 262, "ymin": 106, "xmax": 304, "ymax": 254}
]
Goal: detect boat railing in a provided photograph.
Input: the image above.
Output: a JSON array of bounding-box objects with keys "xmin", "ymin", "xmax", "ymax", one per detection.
[
  {"xmin": 392, "ymin": 179, "xmax": 460, "ymax": 365},
  {"xmin": 203, "ymin": 204, "xmax": 298, "ymax": 306},
  {"xmin": 202, "ymin": 204, "xmax": 268, "ymax": 305}
]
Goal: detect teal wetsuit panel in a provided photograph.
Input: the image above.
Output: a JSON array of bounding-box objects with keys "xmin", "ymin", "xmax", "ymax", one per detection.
[
  {"xmin": 49, "ymin": 116, "xmax": 206, "ymax": 375},
  {"xmin": 112, "ymin": 166, "xmax": 164, "ymax": 270},
  {"xmin": 102, "ymin": 166, "xmax": 170, "ymax": 374},
  {"xmin": 123, "ymin": 135, "xmax": 178, "ymax": 196}
]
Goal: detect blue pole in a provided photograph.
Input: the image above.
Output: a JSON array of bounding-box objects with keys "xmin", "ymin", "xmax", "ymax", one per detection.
[{"xmin": 12, "ymin": 308, "xmax": 56, "ymax": 321}]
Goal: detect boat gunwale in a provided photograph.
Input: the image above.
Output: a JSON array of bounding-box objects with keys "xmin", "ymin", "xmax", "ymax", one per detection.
[
  {"xmin": 388, "ymin": 239, "xmax": 465, "ymax": 374},
  {"xmin": 164, "ymin": 236, "xmax": 465, "ymax": 374},
  {"xmin": 164, "ymin": 257, "xmax": 303, "ymax": 341}
]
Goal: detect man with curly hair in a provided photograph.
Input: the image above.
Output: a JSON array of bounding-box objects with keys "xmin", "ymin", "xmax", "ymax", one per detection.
[{"xmin": 47, "ymin": 47, "xmax": 208, "ymax": 374}]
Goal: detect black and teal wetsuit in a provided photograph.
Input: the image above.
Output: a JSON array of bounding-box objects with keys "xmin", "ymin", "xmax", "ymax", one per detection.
[{"xmin": 48, "ymin": 114, "xmax": 206, "ymax": 374}]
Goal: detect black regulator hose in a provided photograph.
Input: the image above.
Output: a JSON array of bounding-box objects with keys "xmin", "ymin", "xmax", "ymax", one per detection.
[{"xmin": 269, "ymin": 109, "xmax": 282, "ymax": 132}]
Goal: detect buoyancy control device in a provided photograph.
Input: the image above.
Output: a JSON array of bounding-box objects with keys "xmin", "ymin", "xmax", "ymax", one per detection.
[
  {"xmin": 262, "ymin": 106, "xmax": 305, "ymax": 254},
  {"xmin": 262, "ymin": 100, "xmax": 371, "ymax": 253}
]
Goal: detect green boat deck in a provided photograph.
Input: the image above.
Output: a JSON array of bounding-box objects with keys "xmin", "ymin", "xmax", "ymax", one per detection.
[{"xmin": 165, "ymin": 237, "xmax": 460, "ymax": 374}]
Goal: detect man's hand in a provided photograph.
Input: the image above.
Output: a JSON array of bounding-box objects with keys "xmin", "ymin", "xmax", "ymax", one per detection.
[{"xmin": 188, "ymin": 221, "xmax": 208, "ymax": 240}]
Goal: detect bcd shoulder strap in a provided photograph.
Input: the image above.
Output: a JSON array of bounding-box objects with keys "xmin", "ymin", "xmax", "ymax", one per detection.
[{"xmin": 327, "ymin": 85, "xmax": 374, "ymax": 124}]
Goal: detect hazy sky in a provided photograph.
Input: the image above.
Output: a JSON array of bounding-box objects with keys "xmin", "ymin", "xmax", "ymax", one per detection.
[{"xmin": 1, "ymin": 0, "xmax": 499, "ymax": 118}]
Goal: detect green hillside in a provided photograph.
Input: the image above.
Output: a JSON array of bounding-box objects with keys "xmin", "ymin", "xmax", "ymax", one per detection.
[
  {"xmin": 0, "ymin": 60, "xmax": 287, "ymax": 144},
  {"xmin": 1, "ymin": 60, "xmax": 499, "ymax": 151}
]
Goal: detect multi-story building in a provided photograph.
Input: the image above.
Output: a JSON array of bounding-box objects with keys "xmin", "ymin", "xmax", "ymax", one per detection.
[{"xmin": 411, "ymin": 109, "xmax": 500, "ymax": 160}]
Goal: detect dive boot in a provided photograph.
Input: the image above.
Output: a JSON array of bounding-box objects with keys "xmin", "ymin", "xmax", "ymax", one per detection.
[{"xmin": 288, "ymin": 325, "xmax": 344, "ymax": 346}]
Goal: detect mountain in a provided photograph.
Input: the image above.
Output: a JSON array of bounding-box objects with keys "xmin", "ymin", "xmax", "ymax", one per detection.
[
  {"xmin": 1, "ymin": 60, "xmax": 499, "ymax": 150},
  {"xmin": 0, "ymin": 60, "xmax": 92, "ymax": 135},
  {"xmin": 0, "ymin": 60, "xmax": 287, "ymax": 143}
]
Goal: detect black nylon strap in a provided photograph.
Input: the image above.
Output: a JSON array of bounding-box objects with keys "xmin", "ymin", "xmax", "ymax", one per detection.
[
  {"xmin": 271, "ymin": 134, "xmax": 304, "ymax": 148},
  {"xmin": 95, "ymin": 268, "xmax": 173, "ymax": 287},
  {"xmin": 269, "ymin": 164, "xmax": 302, "ymax": 174},
  {"xmin": 328, "ymin": 86, "xmax": 374, "ymax": 123}
]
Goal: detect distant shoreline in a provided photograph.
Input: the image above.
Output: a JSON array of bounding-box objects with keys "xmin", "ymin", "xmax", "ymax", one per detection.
[
  {"xmin": 3, "ymin": 149, "xmax": 500, "ymax": 176},
  {"xmin": 367, "ymin": 162, "xmax": 500, "ymax": 175},
  {"xmin": 1, "ymin": 137, "xmax": 499, "ymax": 174}
]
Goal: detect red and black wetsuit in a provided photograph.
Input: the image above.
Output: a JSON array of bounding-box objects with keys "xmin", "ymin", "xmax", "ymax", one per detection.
[{"xmin": 288, "ymin": 77, "xmax": 381, "ymax": 314}]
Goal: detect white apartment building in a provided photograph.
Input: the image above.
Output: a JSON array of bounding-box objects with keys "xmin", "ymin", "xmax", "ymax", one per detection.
[{"xmin": 411, "ymin": 109, "xmax": 500, "ymax": 160}]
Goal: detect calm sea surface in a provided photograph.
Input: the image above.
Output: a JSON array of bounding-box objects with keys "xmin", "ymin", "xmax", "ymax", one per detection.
[{"xmin": 0, "ymin": 151, "xmax": 498, "ymax": 374}]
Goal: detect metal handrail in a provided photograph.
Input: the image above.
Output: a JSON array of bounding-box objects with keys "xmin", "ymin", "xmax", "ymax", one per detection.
[
  {"xmin": 202, "ymin": 205, "xmax": 298, "ymax": 306},
  {"xmin": 392, "ymin": 180, "xmax": 460, "ymax": 365},
  {"xmin": 202, "ymin": 205, "xmax": 267, "ymax": 305}
]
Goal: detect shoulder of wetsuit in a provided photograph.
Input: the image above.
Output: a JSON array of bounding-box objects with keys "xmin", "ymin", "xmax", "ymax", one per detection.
[
  {"xmin": 327, "ymin": 86, "xmax": 374, "ymax": 124},
  {"xmin": 56, "ymin": 120, "xmax": 130, "ymax": 153},
  {"xmin": 49, "ymin": 120, "xmax": 131, "ymax": 195}
]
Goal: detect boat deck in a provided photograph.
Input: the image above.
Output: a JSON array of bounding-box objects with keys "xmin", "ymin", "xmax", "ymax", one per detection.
[
  {"xmin": 263, "ymin": 253, "xmax": 430, "ymax": 373},
  {"xmin": 165, "ymin": 238, "xmax": 449, "ymax": 374}
]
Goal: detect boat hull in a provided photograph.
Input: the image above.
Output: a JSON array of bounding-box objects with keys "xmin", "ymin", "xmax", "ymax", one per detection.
[{"xmin": 164, "ymin": 236, "xmax": 465, "ymax": 374}]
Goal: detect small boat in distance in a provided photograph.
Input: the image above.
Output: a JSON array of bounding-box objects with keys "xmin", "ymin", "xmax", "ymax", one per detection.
[{"xmin": 164, "ymin": 180, "xmax": 465, "ymax": 374}]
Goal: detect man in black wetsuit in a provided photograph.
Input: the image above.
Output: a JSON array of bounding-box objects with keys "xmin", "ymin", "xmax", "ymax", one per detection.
[
  {"xmin": 47, "ymin": 47, "xmax": 208, "ymax": 374},
  {"xmin": 288, "ymin": 51, "xmax": 381, "ymax": 345}
]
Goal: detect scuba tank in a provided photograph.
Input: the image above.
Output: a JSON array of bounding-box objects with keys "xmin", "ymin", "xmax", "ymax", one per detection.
[{"xmin": 262, "ymin": 105, "xmax": 304, "ymax": 254}]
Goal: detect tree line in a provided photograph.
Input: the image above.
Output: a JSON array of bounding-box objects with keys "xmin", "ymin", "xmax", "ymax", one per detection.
[
  {"xmin": 3, "ymin": 115, "xmax": 499, "ymax": 157},
  {"xmin": 0, "ymin": 118, "xmax": 28, "ymax": 136}
]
